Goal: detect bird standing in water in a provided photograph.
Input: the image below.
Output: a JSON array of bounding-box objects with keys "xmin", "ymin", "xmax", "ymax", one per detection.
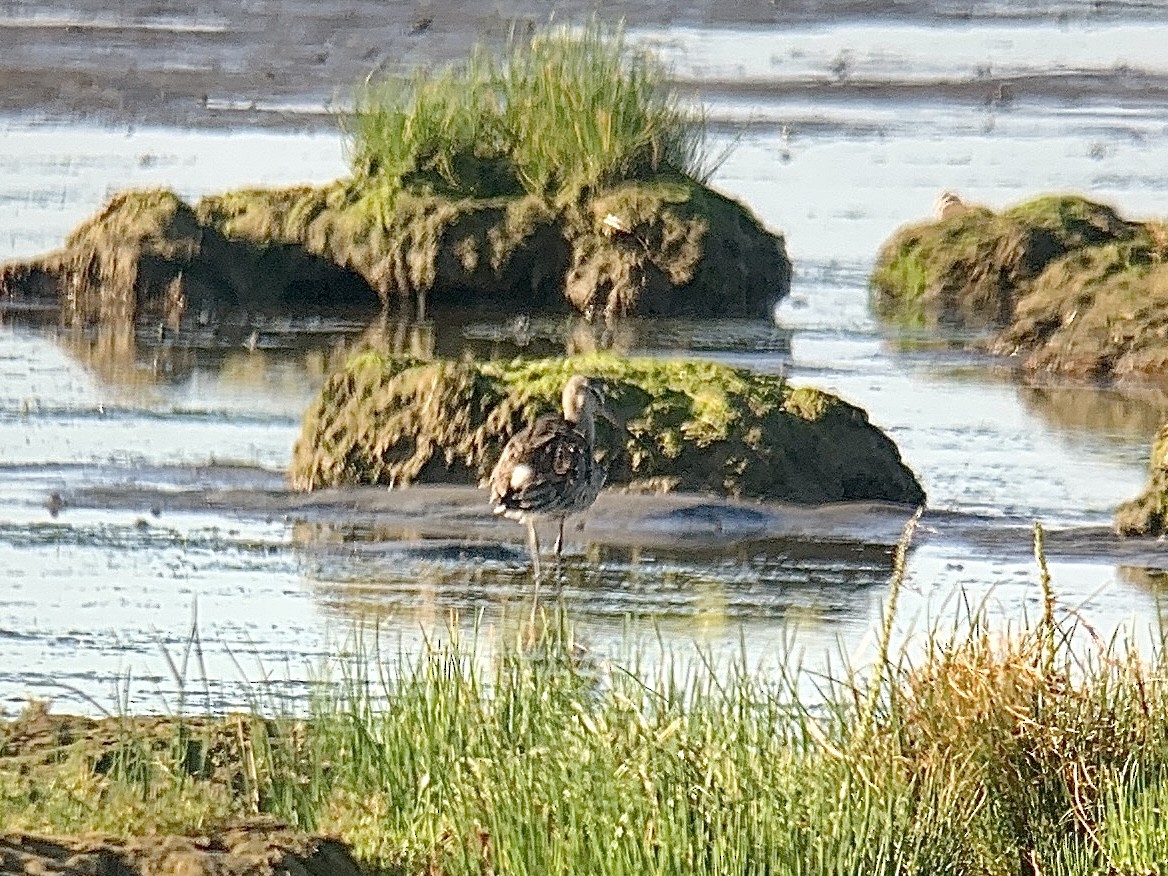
[{"xmin": 488, "ymin": 375, "xmax": 617, "ymax": 577}]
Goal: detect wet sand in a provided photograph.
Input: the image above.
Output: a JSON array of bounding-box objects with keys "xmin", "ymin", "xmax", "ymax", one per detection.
[
  {"xmin": 59, "ymin": 480, "xmax": 1168, "ymax": 572},
  {"xmin": 68, "ymin": 479, "xmax": 919, "ymax": 548},
  {"xmin": 1, "ymin": 0, "xmax": 1163, "ymax": 130}
]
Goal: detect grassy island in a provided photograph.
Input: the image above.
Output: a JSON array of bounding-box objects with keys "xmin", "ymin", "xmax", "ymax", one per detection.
[
  {"xmin": 872, "ymin": 194, "xmax": 1168, "ymax": 537},
  {"xmin": 0, "ymin": 25, "xmax": 790, "ymax": 324},
  {"xmin": 871, "ymin": 194, "xmax": 1168, "ymax": 381}
]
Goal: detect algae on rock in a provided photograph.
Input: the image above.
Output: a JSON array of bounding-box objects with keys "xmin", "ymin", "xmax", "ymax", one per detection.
[
  {"xmin": 290, "ymin": 352, "xmax": 925, "ymax": 506},
  {"xmin": 871, "ymin": 194, "xmax": 1168, "ymax": 380}
]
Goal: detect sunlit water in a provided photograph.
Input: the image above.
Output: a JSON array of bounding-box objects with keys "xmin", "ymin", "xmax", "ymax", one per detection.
[{"xmin": 3, "ymin": 16, "xmax": 1168, "ymax": 713}]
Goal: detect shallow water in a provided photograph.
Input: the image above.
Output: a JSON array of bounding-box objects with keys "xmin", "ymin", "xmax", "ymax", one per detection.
[{"xmin": 3, "ymin": 15, "xmax": 1168, "ymax": 713}]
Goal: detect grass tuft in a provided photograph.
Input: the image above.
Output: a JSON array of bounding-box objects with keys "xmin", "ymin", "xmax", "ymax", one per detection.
[
  {"xmin": 7, "ymin": 535, "xmax": 1168, "ymax": 874},
  {"xmin": 347, "ymin": 21, "xmax": 715, "ymax": 202}
]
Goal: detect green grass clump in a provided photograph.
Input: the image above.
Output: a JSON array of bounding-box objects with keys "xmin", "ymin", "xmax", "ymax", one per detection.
[
  {"xmin": 8, "ymin": 527, "xmax": 1168, "ymax": 874},
  {"xmin": 347, "ymin": 21, "xmax": 714, "ymax": 201},
  {"xmin": 288, "ymin": 351, "xmax": 926, "ymax": 505}
]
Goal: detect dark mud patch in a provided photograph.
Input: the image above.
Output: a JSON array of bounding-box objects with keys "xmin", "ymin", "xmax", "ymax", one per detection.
[
  {"xmin": 0, "ymin": 827, "xmax": 360, "ymax": 876},
  {"xmin": 66, "ymin": 480, "xmax": 921, "ymax": 550},
  {"xmin": 52, "ymin": 476, "xmax": 1168, "ymax": 568}
]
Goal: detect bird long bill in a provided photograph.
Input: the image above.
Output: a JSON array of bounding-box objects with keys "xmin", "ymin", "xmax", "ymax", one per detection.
[
  {"xmin": 587, "ymin": 383, "xmax": 625, "ymax": 431},
  {"xmin": 597, "ymin": 402, "xmax": 624, "ymax": 430}
]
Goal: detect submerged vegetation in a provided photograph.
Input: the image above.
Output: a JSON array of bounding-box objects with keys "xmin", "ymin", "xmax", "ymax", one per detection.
[
  {"xmin": 5, "ymin": 528, "xmax": 1168, "ymax": 874},
  {"xmin": 0, "ymin": 23, "xmax": 790, "ymax": 322},
  {"xmin": 870, "ymin": 194, "xmax": 1168, "ymax": 381},
  {"xmin": 288, "ymin": 351, "xmax": 925, "ymax": 505}
]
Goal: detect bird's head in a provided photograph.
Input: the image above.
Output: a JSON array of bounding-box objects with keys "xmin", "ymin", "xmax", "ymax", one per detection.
[{"xmin": 562, "ymin": 375, "xmax": 619, "ymax": 427}]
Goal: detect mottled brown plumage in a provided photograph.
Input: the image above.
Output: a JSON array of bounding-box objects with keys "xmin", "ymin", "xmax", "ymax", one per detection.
[{"xmin": 488, "ymin": 375, "xmax": 615, "ymax": 575}]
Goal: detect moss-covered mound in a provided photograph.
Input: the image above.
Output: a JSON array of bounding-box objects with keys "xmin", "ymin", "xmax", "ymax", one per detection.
[
  {"xmin": 290, "ymin": 352, "xmax": 925, "ymax": 506},
  {"xmin": 0, "ymin": 704, "xmax": 362, "ymax": 875},
  {"xmin": 0, "ymin": 175, "xmax": 789, "ymax": 324},
  {"xmin": 565, "ymin": 178, "xmax": 791, "ymax": 319},
  {"xmin": 1115, "ymin": 424, "xmax": 1168, "ymax": 536},
  {"xmin": 871, "ymin": 194, "xmax": 1168, "ymax": 380},
  {"xmin": 0, "ymin": 190, "xmax": 380, "ymax": 325}
]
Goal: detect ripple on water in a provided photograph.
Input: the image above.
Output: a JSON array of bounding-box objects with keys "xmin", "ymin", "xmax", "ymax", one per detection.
[{"xmin": 3, "ymin": 11, "xmax": 1168, "ymax": 709}]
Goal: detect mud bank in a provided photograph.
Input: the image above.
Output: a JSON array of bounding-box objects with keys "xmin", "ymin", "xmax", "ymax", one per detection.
[
  {"xmin": 871, "ymin": 194, "xmax": 1168, "ymax": 382},
  {"xmin": 0, "ymin": 0, "xmax": 1144, "ymax": 131},
  {"xmin": 0, "ymin": 829, "xmax": 359, "ymax": 876},
  {"xmin": 51, "ymin": 477, "xmax": 1168, "ymax": 569},
  {"xmin": 289, "ymin": 352, "xmax": 925, "ymax": 506},
  {"xmin": 1115, "ymin": 424, "xmax": 1168, "ymax": 537},
  {"xmin": 0, "ymin": 174, "xmax": 789, "ymax": 323},
  {"xmin": 0, "ymin": 706, "xmax": 358, "ymax": 876}
]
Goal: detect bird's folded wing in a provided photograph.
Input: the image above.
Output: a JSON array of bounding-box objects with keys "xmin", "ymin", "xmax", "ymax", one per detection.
[{"xmin": 488, "ymin": 418, "xmax": 589, "ymax": 513}]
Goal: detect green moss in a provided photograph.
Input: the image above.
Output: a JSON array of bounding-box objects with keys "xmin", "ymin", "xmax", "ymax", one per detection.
[
  {"xmin": 290, "ymin": 352, "xmax": 925, "ymax": 506},
  {"xmin": 195, "ymin": 184, "xmax": 346, "ymax": 243},
  {"xmin": 871, "ymin": 207, "xmax": 1007, "ymax": 329},
  {"xmin": 870, "ymin": 245, "xmax": 929, "ymax": 326},
  {"xmin": 999, "ymin": 195, "xmax": 1134, "ymax": 249},
  {"xmin": 782, "ymin": 386, "xmax": 832, "ymax": 420},
  {"xmin": 67, "ymin": 189, "xmax": 202, "ymax": 252}
]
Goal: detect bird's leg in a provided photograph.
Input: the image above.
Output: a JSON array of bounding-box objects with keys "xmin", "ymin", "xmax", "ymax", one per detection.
[
  {"xmin": 526, "ymin": 517, "xmax": 542, "ymax": 580},
  {"xmin": 554, "ymin": 517, "xmax": 566, "ymax": 557},
  {"xmin": 526, "ymin": 517, "xmax": 542, "ymax": 630}
]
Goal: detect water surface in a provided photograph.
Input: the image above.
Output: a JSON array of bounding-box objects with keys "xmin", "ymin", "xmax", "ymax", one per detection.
[{"xmin": 3, "ymin": 15, "xmax": 1168, "ymax": 713}]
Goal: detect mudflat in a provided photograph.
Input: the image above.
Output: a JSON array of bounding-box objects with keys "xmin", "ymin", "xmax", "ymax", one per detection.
[{"xmin": 0, "ymin": 0, "xmax": 1155, "ymax": 130}]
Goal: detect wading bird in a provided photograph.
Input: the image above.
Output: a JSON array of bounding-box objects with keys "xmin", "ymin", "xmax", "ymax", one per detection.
[
  {"xmin": 933, "ymin": 190, "xmax": 969, "ymax": 221},
  {"xmin": 488, "ymin": 375, "xmax": 618, "ymax": 577}
]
